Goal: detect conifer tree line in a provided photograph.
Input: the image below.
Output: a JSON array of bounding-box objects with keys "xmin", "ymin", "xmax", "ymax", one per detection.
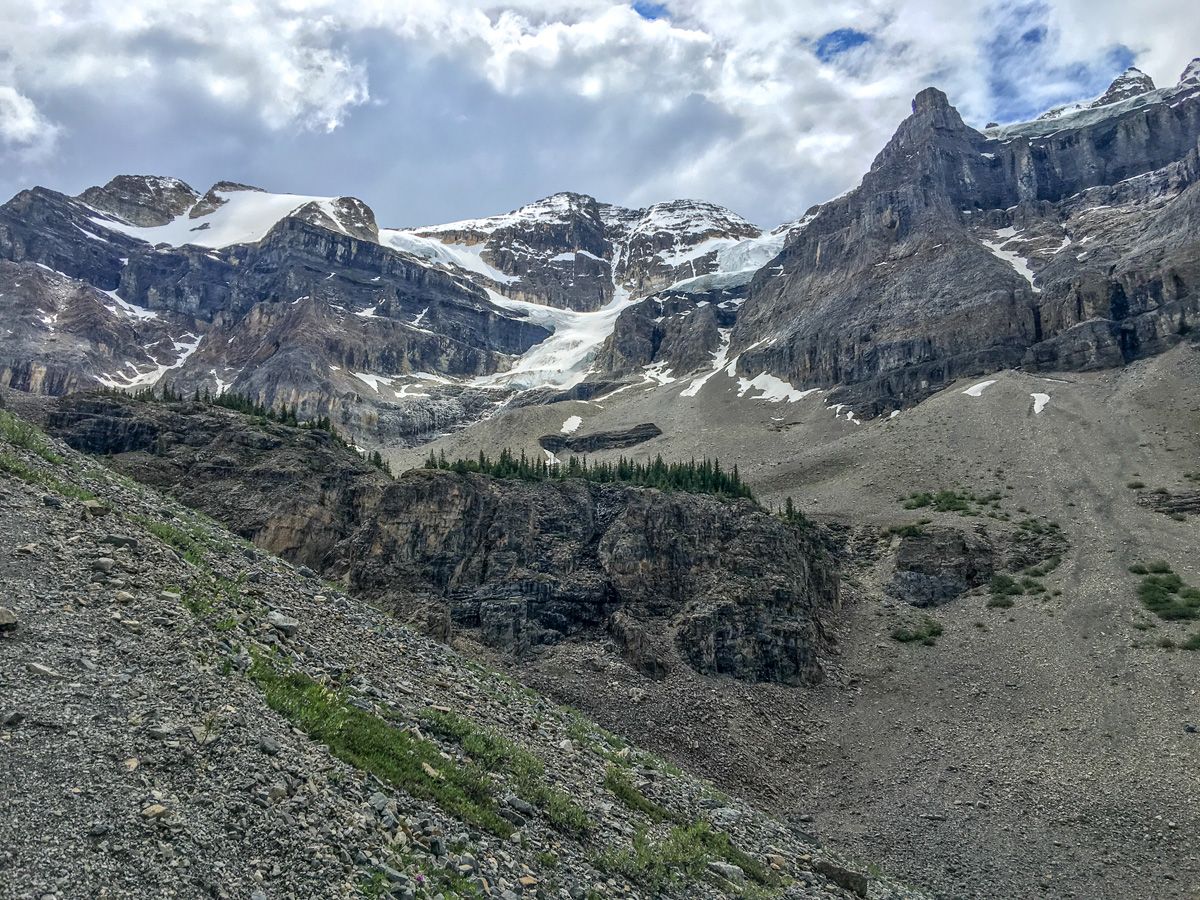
[{"xmin": 423, "ymin": 447, "xmax": 753, "ymax": 499}]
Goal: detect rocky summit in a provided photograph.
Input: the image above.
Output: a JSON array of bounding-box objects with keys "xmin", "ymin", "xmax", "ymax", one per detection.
[{"xmin": 2, "ymin": 47, "xmax": 1200, "ymax": 900}]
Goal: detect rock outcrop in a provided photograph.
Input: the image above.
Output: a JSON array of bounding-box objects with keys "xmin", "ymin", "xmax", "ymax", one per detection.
[
  {"xmin": 46, "ymin": 394, "xmax": 839, "ymax": 685},
  {"xmin": 539, "ymin": 422, "xmax": 662, "ymax": 454}
]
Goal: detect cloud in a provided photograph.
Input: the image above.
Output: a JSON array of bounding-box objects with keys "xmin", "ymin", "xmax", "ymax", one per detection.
[
  {"xmin": 0, "ymin": 86, "xmax": 59, "ymax": 159},
  {"xmin": 0, "ymin": 1, "xmax": 1195, "ymax": 226}
]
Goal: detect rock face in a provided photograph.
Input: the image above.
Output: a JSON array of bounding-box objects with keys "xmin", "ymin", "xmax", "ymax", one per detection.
[
  {"xmin": 539, "ymin": 423, "xmax": 662, "ymax": 454},
  {"xmin": 884, "ymin": 522, "xmax": 1069, "ymax": 607},
  {"xmin": 730, "ymin": 64, "xmax": 1200, "ymax": 414},
  {"xmin": 0, "ymin": 182, "xmax": 552, "ymax": 445},
  {"xmin": 77, "ymin": 175, "xmax": 200, "ymax": 227},
  {"xmin": 46, "ymin": 395, "xmax": 839, "ymax": 684},
  {"xmin": 353, "ymin": 470, "xmax": 838, "ymax": 684},
  {"xmin": 885, "ymin": 526, "xmax": 996, "ymax": 607}
]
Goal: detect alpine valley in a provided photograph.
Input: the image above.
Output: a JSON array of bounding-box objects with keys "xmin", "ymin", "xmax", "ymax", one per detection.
[{"xmin": 2, "ymin": 57, "xmax": 1199, "ymax": 900}]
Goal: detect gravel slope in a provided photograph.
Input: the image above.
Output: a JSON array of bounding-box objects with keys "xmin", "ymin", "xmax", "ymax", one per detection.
[{"xmin": 390, "ymin": 344, "xmax": 1200, "ymax": 899}]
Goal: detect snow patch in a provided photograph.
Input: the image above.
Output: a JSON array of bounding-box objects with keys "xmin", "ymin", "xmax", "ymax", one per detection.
[
  {"xmin": 980, "ymin": 229, "xmax": 1040, "ymax": 292},
  {"xmin": 91, "ymin": 190, "xmax": 338, "ymax": 249},
  {"xmin": 736, "ymin": 372, "xmax": 821, "ymax": 403},
  {"xmin": 560, "ymin": 415, "xmax": 583, "ymax": 434},
  {"xmin": 1031, "ymin": 392, "xmax": 1050, "ymax": 414},
  {"xmin": 963, "ymin": 379, "xmax": 997, "ymax": 397},
  {"xmin": 95, "ymin": 333, "xmax": 202, "ymax": 389}
]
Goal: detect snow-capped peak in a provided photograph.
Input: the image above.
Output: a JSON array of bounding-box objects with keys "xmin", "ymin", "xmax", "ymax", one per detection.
[
  {"xmin": 1181, "ymin": 57, "xmax": 1200, "ymax": 85},
  {"xmin": 1092, "ymin": 67, "xmax": 1156, "ymax": 107},
  {"xmin": 1034, "ymin": 67, "xmax": 1156, "ymax": 123},
  {"xmin": 628, "ymin": 199, "xmax": 759, "ymax": 241},
  {"xmin": 88, "ymin": 184, "xmax": 377, "ymax": 249},
  {"xmin": 408, "ymin": 192, "xmax": 600, "ymax": 237}
]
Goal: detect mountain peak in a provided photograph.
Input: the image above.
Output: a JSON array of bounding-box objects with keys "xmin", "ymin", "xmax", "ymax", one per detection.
[
  {"xmin": 912, "ymin": 87, "xmax": 951, "ymax": 115},
  {"xmin": 1181, "ymin": 57, "xmax": 1200, "ymax": 85},
  {"xmin": 77, "ymin": 175, "xmax": 199, "ymax": 227},
  {"xmin": 1093, "ymin": 67, "xmax": 1156, "ymax": 106}
]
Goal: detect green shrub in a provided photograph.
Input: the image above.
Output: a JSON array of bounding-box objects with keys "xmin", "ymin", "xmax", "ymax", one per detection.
[
  {"xmin": 891, "ymin": 618, "xmax": 943, "ymax": 645},
  {"xmin": 1138, "ymin": 571, "xmax": 1200, "ymax": 621},
  {"xmin": 989, "ymin": 574, "xmax": 1023, "ymax": 596},
  {"xmin": 421, "ymin": 707, "xmax": 592, "ymax": 836},
  {"xmin": 986, "ymin": 596, "xmax": 1015, "ymax": 609}
]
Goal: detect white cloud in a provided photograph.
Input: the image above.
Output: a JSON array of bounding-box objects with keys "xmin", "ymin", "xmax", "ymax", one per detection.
[
  {"xmin": 0, "ymin": 1, "xmax": 1195, "ymax": 223},
  {"xmin": 0, "ymin": 86, "xmax": 59, "ymax": 159}
]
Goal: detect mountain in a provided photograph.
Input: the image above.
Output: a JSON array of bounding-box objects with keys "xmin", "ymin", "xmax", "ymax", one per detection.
[
  {"xmin": 660, "ymin": 59, "xmax": 1200, "ymax": 416},
  {"xmin": 4, "ymin": 60, "xmax": 1199, "ymax": 443},
  {"xmin": 0, "ymin": 177, "xmax": 772, "ymax": 444}
]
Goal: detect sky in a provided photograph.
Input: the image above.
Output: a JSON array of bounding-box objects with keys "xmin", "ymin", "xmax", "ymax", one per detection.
[{"xmin": 0, "ymin": 1, "xmax": 1196, "ymax": 229}]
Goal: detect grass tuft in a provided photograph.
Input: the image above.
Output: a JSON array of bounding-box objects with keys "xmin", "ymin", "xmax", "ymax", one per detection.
[{"xmin": 250, "ymin": 657, "xmax": 514, "ymax": 837}]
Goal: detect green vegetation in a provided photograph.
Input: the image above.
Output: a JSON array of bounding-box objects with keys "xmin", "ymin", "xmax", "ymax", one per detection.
[
  {"xmin": 1181, "ymin": 633, "xmax": 1200, "ymax": 651},
  {"xmin": 986, "ymin": 595, "xmax": 1015, "ymax": 609},
  {"xmin": 1016, "ymin": 517, "xmax": 1062, "ymax": 536},
  {"xmin": 1023, "ymin": 555, "xmax": 1062, "ymax": 578},
  {"xmin": 1134, "ymin": 563, "xmax": 1200, "ymax": 621},
  {"xmin": 144, "ymin": 519, "xmax": 207, "ymax": 566},
  {"xmin": 420, "ymin": 708, "xmax": 592, "ymax": 837},
  {"xmin": 424, "ymin": 448, "xmax": 753, "ymax": 499},
  {"xmin": 902, "ymin": 489, "xmax": 1003, "ymax": 518},
  {"xmin": 0, "ymin": 410, "xmax": 62, "ymax": 464},
  {"xmin": 604, "ymin": 767, "xmax": 676, "ymax": 822},
  {"xmin": 0, "ymin": 451, "xmax": 96, "ymax": 501},
  {"xmin": 595, "ymin": 820, "xmax": 775, "ymax": 892},
  {"xmin": 363, "ymin": 848, "xmax": 487, "ymax": 899},
  {"xmin": 891, "ymin": 617, "xmax": 943, "ymax": 645},
  {"xmin": 250, "ymin": 657, "xmax": 515, "ymax": 837},
  {"xmin": 989, "ymin": 574, "xmax": 1022, "ymax": 596}
]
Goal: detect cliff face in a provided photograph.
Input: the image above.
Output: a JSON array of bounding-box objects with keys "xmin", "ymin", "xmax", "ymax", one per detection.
[
  {"xmin": 46, "ymin": 395, "xmax": 840, "ymax": 685},
  {"xmin": 731, "ymin": 66, "xmax": 1200, "ymax": 413}
]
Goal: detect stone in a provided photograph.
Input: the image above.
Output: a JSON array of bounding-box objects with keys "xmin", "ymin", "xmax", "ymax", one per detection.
[
  {"xmin": 189, "ymin": 724, "xmax": 219, "ymax": 747},
  {"xmin": 92, "ymin": 557, "xmax": 116, "ymax": 574},
  {"xmin": 266, "ymin": 611, "xmax": 300, "ymax": 637},
  {"xmin": 258, "ymin": 735, "xmax": 280, "ymax": 756},
  {"xmin": 706, "ymin": 861, "xmax": 745, "ymax": 884},
  {"xmin": 505, "ymin": 796, "xmax": 536, "ymax": 817},
  {"xmin": 813, "ymin": 859, "xmax": 870, "ymax": 898},
  {"xmin": 1, "ymin": 710, "xmax": 26, "ymax": 727},
  {"xmin": 82, "ymin": 500, "xmax": 109, "ymax": 516},
  {"xmin": 0, "ymin": 607, "xmax": 17, "ymax": 633},
  {"xmin": 27, "ymin": 662, "xmax": 64, "ymax": 680},
  {"xmin": 141, "ymin": 804, "xmax": 168, "ymax": 819}
]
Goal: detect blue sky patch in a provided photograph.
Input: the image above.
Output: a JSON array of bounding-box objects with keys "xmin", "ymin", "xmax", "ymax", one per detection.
[
  {"xmin": 814, "ymin": 28, "xmax": 872, "ymax": 63},
  {"xmin": 632, "ymin": 1, "xmax": 668, "ymax": 20}
]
